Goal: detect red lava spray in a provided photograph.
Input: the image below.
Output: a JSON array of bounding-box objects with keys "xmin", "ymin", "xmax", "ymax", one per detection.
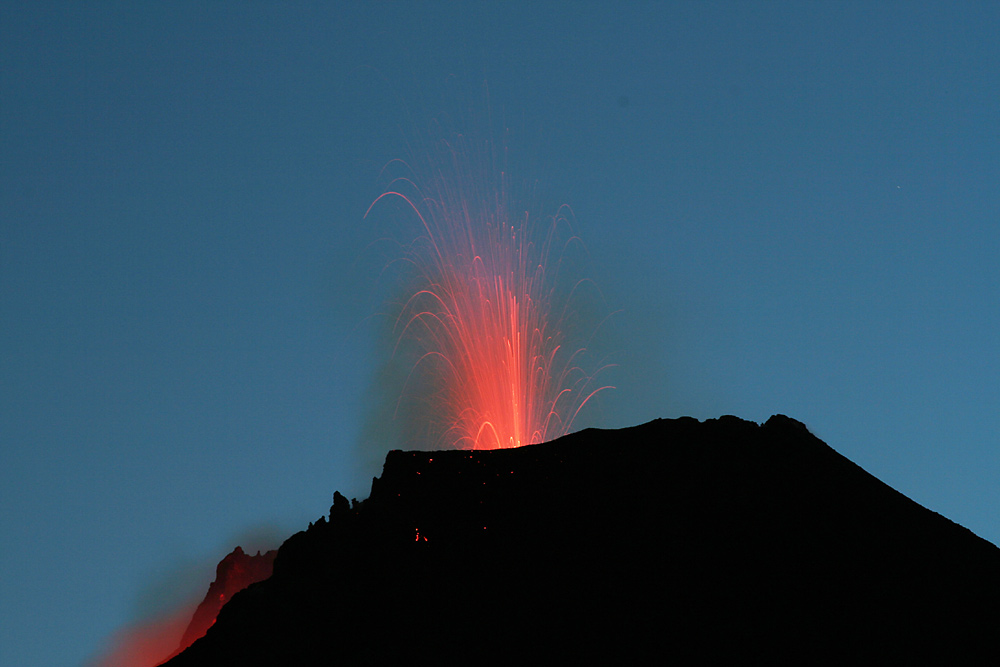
[{"xmin": 366, "ymin": 116, "xmax": 614, "ymax": 450}]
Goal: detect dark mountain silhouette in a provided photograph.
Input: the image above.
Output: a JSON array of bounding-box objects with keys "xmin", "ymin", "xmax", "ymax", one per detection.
[
  {"xmin": 159, "ymin": 547, "xmax": 277, "ymax": 664},
  {"xmin": 164, "ymin": 415, "xmax": 1000, "ymax": 664}
]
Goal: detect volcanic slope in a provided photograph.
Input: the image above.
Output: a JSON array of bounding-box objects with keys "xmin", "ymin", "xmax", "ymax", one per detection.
[
  {"xmin": 161, "ymin": 546, "xmax": 277, "ymax": 663},
  {"xmin": 165, "ymin": 415, "xmax": 1000, "ymax": 665}
]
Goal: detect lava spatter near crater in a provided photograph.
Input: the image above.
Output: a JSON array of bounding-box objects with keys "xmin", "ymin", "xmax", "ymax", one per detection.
[{"xmin": 363, "ymin": 120, "xmax": 614, "ymax": 452}]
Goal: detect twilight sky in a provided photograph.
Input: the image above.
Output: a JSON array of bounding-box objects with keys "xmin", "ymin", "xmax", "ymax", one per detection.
[{"xmin": 2, "ymin": 3, "xmax": 998, "ymax": 665}]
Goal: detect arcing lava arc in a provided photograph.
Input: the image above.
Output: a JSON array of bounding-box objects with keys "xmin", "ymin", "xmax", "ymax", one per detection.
[{"xmin": 365, "ymin": 121, "xmax": 613, "ymax": 450}]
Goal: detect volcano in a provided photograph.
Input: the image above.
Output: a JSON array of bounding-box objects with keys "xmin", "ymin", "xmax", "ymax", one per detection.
[{"xmin": 163, "ymin": 416, "xmax": 1000, "ymax": 664}]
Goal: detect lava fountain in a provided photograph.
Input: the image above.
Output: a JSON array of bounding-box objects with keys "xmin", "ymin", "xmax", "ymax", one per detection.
[{"xmin": 365, "ymin": 119, "xmax": 614, "ymax": 450}]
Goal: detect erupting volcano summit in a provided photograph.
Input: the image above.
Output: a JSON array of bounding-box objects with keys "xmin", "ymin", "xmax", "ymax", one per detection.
[{"xmin": 165, "ymin": 415, "xmax": 1000, "ymax": 665}]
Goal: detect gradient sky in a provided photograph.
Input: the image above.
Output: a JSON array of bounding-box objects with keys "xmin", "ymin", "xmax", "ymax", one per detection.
[{"xmin": 2, "ymin": 3, "xmax": 998, "ymax": 665}]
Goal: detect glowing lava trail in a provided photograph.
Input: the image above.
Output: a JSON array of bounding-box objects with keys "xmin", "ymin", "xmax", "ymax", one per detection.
[{"xmin": 366, "ymin": 122, "xmax": 613, "ymax": 450}]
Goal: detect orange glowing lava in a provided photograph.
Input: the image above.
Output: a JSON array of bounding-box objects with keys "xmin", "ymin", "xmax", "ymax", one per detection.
[{"xmin": 367, "ymin": 124, "xmax": 613, "ymax": 450}]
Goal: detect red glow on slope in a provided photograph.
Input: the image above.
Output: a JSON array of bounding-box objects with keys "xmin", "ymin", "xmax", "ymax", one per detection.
[
  {"xmin": 92, "ymin": 547, "xmax": 276, "ymax": 667},
  {"xmin": 367, "ymin": 126, "xmax": 614, "ymax": 450},
  {"xmin": 166, "ymin": 547, "xmax": 276, "ymax": 661},
  {"xmin": 90, "ymin": 605, "xmax": 195, "ymax": 667}
]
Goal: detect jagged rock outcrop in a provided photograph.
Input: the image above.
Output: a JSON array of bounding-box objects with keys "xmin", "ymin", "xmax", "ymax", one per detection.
[
  {"xmin": 165, "ymin": 416, "xmax": 1000, "ymax": 664},
  {"xmin": 162, "ymin": 546, "xmax": 277, "ymax": 663}
]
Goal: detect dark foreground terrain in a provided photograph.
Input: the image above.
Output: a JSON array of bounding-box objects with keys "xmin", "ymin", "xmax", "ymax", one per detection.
[{"xmin": 166, "ymin": 415, "xmax": 999, "ymax": 664}]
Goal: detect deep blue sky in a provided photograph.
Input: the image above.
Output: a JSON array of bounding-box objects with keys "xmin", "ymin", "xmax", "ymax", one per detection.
[{"xmin": 2, "ymin": 3, "xmax": 997, "ymax": 665}]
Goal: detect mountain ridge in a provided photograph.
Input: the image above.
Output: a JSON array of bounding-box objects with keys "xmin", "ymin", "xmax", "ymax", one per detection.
[{"xmin": 165, "ymin": 415, "xmax": 1000, "ymax": 664}]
